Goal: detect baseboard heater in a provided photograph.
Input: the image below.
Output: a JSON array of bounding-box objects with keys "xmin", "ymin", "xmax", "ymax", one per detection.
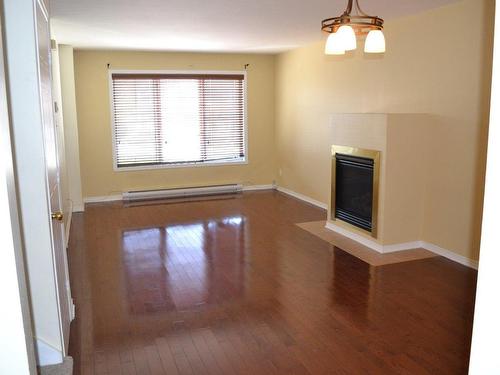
[{"xmin": 122, "ymin": 184, "xmax": 243, "ymax": 202}]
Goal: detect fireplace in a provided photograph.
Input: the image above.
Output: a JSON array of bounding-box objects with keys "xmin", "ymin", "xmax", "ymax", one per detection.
[{"xmin": 331, "ymin": 146, "xmax": 380, "ymax": 237}]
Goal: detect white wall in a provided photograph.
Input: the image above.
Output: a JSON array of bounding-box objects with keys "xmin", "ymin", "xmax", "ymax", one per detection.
[
  {"xmin": 0, "ymin": 103, "xmax": 36, "ymax": 375},
  {"xmin": 58, "ymin": 45, "xmax": 84, "ymax": 212},
  {"xmin": 469, "ymin": 3, "xmax": 500, "ymax": 373},
  {"xmin": 0, "ymin": 7, "xmax": 37, "ymax": 373}
]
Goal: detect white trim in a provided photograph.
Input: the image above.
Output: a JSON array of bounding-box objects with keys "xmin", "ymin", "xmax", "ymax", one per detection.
[
  {"xmin": 107, "ymin": 69, "xmax": 249, "ymax": 172},
  {"xmin": 242, "ymin": 184, "xmax": 274, "ymax": 191},
  {"xmin": 243, "ymin": 71, "xmax": 249, "ymax": 173},
  {"xmin": 36, "ymin": 338, "xmax": 63, "ymax": 366},
  {"xmin": 111, "ymin": 159, "xmax": 248, "ymax": 172},
  {"xmin": 422, "ymin": 241, "xmax": 479, "ymax": 270},
  {"xmin": 325, "ymin": 221, "xmax": 390, "ymax": 254},
  {"xmin": 324, "ymin": 221, "xmax": 478, "ymax": 269},
  {"xmin": 108, "ymin": 70, "xmax": 117, "ymax": 171},
  {"xmin": 275, "ymin": 186, "xmax": 328, "ymax": 210},
  {"xmin": 382, "ymin": 241, "xmax": 423, "ymax": 253},
  {"xmin": 64, "ymin": 209, "xmax": 72, "ymax": 250},
  {"xmin": 83, "ymin": 194, "xmax": 122, "ymax": 204},
  {"xmin": 72, "ymin": 204, "xmax": 84, "ymax": 213},
  {"xmin": 70, "ymin": 299, "xmax": 76, "ymax": 321}
]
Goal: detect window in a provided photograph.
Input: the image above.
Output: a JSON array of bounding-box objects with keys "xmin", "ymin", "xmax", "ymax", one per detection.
[{"xmin": 110, "ymin": 71, "xmax": 246, "ymax": 170}]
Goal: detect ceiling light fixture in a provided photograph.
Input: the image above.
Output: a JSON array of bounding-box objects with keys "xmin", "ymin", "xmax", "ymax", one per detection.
[{"xmin": 321, "ymin": 0, "xmax": 385, "ymax": 55}]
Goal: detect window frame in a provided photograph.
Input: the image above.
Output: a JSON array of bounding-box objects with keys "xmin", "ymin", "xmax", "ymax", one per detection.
[{"xmin": 108, "ymin": 69, "xmax": 249, "ymax": 172}]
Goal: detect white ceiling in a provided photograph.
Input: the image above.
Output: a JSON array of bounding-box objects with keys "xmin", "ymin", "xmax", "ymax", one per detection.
[{"xmin": 50, "ymin": 0, "xmax": 458, "ymax": 53}]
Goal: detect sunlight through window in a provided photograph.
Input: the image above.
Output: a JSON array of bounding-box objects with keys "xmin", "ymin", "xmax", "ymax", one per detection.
[{"xmin": 111, "ymin": 72, "xmax": 246, "ymax": 169}]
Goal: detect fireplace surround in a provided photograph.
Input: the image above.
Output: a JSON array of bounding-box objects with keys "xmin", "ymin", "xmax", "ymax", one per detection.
[
  {"xmin": 325, "ymin": 113, "xmax": 435, "ymax": 254},
  {"xmin": 331, "ymin": 145, "xmax": 380, "ymax": 238},
  {"xmin": 322, "ymin": 114, "xmax": 477, "ymax": 267}
]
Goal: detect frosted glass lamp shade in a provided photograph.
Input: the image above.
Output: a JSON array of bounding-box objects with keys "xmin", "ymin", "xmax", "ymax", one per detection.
[
  {"xmin": 364, "ymin": 30, "xmax": 386, "ymax": 53},
  {"xmin": 324, "ymin": 32, "xmax": 345, "ymax": 55},
  {"xmin": 337, "ymin": 25, "xmax": 357, "ymax": 51}
]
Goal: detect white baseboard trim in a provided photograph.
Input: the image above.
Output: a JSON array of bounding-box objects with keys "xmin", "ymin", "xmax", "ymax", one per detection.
[
  {"xmin": 83, "ymin": 195, "xmax": 122, "ymax": 204},
  {"xmin": 275, "ymin": 186, "xmax": 328, "ymax": 210},
  {"xmin": 72, "ymin": 204, "xmax": 84, "ymax": 213},
  {"xmin": 325, "ymin": 221, "xmax": 421, "ymax": 254},
  {"xmin": 36, "ymin": 338, "xmax": 63, "ymax": 366},
  {"xmin": 324, "ymin": 221, "xmax": 478, "ymax": 269},
  {"xmin": 242, "ymin": 184, "xmax": 274, "ymax": 191},
  {"xmin": 422, "ymin": 241, "xmax": 479, "ymax": 270}
]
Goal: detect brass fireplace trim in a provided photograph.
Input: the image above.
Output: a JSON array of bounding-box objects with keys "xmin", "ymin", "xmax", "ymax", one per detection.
[{"xmin": 331, "ymin": 145, "xmax": 380, "ymax": 238}]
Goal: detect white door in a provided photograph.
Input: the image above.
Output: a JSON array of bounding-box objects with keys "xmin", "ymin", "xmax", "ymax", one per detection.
[{"xmin": 35, "ymin": 0, "xmax": 72, "ymax": 353}]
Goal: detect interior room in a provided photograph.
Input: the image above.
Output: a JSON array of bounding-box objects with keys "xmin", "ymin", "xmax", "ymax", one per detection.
[{"xmin": 1, "ymin": 0, "xmax": 499, "ymax": 374}]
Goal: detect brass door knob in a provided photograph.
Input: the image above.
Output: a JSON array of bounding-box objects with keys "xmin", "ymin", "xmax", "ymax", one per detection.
[{"xmin": 51, "ymin": 212, "xmax": 64, "ymax": 221}]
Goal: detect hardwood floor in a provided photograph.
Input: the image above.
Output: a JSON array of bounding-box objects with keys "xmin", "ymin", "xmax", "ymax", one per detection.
[{"xmin": 67, "ymin": 190, "xmax": 477, "ymax": 375}]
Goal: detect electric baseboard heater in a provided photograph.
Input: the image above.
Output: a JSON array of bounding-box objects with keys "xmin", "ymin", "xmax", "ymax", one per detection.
[{"xmin": 122, "ymin": 184, "xmax": 243, "ymax": 202}]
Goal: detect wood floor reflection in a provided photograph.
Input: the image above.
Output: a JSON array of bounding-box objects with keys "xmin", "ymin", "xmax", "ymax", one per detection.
[
  {"xmin": 123, "ymin": 217, "xmax": 246, "ymax": 315},
  {"xmin": 68, "ymin": 191, "xmax": 477, "ymax": 375}
]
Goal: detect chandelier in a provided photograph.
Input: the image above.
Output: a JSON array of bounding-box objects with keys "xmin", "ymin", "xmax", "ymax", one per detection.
[{"xmin": 321, "ymin": 0, "xmax": 385, "ymax": 55}]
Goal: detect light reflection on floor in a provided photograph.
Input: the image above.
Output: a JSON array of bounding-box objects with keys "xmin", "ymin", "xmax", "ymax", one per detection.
[{"xmin": 122, "ymin": 215, "xmax": 246, "ymax": 314}]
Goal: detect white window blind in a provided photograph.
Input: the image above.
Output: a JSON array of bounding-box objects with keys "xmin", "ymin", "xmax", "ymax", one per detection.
[{"xmin": 111, "ymin": 72, "xmax": 246, "ymax": 169}]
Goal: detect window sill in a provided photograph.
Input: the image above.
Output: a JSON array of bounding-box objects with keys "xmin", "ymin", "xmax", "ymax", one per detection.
[{"xmin": 113, "ymin": 159, "xmax": 248, "ymax": 172}]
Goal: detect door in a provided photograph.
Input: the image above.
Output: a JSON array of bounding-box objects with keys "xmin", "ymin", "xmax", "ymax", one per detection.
[{"xmin": 35, "ymin": 0, "xmax": 72, "ymax": 353}]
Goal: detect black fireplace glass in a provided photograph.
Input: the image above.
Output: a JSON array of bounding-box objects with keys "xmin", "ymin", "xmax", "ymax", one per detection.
[{"xmin": 335, "ymin": 154, "xmax": 374, "ymax": 232}]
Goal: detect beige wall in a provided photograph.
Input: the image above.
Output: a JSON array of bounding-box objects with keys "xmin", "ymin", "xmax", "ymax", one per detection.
[
  {"xmin": 275, "ymin": 0, "xmax": 494, "ymax": 260},
  {"xmin": 74, "ymin": 50, "xmax": 276, "ymax": 198},
  {"xmin": 71, "ymin": 0, "xmax": 493, "ymax": 261}
]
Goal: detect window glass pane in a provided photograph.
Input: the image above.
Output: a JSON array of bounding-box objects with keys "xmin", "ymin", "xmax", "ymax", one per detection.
[
  {"xmin": 203, "ymin": 80, "xmax": 244, "ymax": 161},
  {"xmin": 160, "ymin": 80, "xmax": 201, "ymax": 163},
  {"xmin": 114, "ymin": 79, "xmax": 159, "ymax": 165}
]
